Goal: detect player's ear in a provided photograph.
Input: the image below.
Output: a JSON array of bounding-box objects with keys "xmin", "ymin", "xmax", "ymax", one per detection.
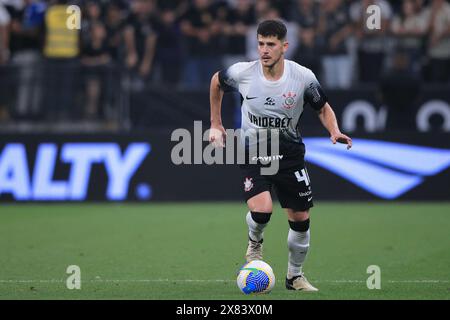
[{"xmin": 283, "ymin": 40, "xmax": 289, "ymax": 53}]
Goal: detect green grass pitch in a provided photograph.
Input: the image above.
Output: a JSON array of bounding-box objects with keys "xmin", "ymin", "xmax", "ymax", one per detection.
[{"xmin": 0, "ymin": 202, "xmax": 449, "ymax": 300}]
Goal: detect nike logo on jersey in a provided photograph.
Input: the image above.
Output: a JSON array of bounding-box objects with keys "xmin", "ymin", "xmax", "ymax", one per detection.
[{"xmin": 246, "ymin": 96, "xmax": 258, "ymax": 100}]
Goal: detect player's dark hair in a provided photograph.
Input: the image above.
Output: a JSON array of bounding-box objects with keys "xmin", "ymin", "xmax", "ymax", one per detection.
[{"xmin": 257, "ymin": 20, "xmax": 287, "ymax": 40}]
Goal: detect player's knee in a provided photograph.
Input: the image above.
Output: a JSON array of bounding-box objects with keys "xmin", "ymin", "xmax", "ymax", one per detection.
[
  {"xmin": 247, "ymin": 192, "xmax": 272, "ymax": 213},
  {"xmin": 287, "ymin": 209, "xmax": 309, "ymax": 222},
  {"xmin": 248, "ymin": 203, "xmax": 272, "ymax": 214},
  {"xmin": 288, "ymin": 218, "xmax": 310, "ymax": 232},
  {"xmin": 251, "ymin": 211, "xmax": 272, "ymax": 224}
]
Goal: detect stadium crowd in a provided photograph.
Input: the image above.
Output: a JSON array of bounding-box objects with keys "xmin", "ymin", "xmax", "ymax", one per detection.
[{"xmin": 0, "ymin": 0, "xmax": 449, "ymax": 122}]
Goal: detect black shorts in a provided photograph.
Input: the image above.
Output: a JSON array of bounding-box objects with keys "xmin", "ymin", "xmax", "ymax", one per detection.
[{"xmin": 240, "ymin": 160, "xmax": 314, "ymax": 212}]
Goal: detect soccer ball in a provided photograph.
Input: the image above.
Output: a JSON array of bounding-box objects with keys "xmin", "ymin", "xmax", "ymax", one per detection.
[{"xmin": 237, "ymin": 260, "xmax": 275, "ymax": 294}]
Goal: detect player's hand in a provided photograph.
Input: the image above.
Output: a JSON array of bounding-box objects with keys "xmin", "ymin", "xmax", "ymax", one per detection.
[
  {"xmin": 331, "ymin": 132, "xmax": 352, "ymax": 150},
  {"xmin": 209, "ymin": 124, "xmax": 227, "ymax": 148}
]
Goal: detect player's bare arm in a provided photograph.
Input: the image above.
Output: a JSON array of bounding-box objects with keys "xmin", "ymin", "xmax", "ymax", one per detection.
[
  {"xmin": 209, "ymin": 72, "xmax": 226, "ymax": 148},
  {"xmin": 317, "ymin": 103, "xmax": 352, "ymax": 149}
]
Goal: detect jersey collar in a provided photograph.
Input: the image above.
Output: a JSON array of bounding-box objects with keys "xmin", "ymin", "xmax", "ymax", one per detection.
[{"xmin": 258, "ymin": 59, "xmax": 289, "ymax": 86}]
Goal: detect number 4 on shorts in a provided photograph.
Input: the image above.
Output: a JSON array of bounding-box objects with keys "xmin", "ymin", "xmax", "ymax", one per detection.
[{"xmin": 295, "ymin": 169, "xmax": 310, "ymax": 186}]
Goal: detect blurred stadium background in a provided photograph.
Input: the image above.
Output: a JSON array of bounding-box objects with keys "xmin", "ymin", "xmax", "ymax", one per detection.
[{"xmin": 0, "ymin": 0, "xmax": 449, "ymax": 299}]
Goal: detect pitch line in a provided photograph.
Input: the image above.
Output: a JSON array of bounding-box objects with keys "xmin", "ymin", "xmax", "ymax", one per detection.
[{"xmin": 0, "ymin": 279, "xmax": 449, "ymax": 284}]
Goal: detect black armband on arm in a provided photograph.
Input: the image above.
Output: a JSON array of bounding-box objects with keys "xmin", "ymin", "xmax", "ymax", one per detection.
[
  {"xmin": 218, "ymin": 69, "xmax": 238, "ymax": 93},
  {"xmin": 304, "ymin": 82, "xmax": 328, "ymax": 111}
]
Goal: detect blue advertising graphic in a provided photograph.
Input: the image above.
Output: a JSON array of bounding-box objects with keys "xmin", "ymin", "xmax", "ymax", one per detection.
[{"xmin": 304, "ymin": 138, "xmax": 450, "ymax": 199}]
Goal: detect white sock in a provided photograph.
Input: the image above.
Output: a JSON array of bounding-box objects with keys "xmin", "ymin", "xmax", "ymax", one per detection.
[
  {"xmin": 287, "ymin": 228, "xmax": 310, "ymax": 278},
  {"xmin": 246, "ymin": 211, "xmax": 267, "ymax": 242}
]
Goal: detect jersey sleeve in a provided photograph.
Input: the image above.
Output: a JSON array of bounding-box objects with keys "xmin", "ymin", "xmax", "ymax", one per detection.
[
  {"xmin": 218, "ymin": 62, "xmax": 247, "ymax": 92},
  {"xmin": 304, "ymin": 70, "xmax": 328, "ymax": 111}
]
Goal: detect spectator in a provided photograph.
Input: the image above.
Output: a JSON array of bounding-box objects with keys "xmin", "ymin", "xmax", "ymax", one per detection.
[
  {"xmin": 0, "ymin": 2, "xmax": 10, "ymax": 122},
  {"xmin": 0, "ymin": 2, "xmax": 10, "ymax": 65},
  {"xmin": 422, "ymin": 0, "xmax": 450, "ymax": 82},
  {"xmin": 180, "ymin": 0, "xmax": 222, "ymax": 89},
  {"xmin": 221, "ymin": 0, "xmax": 255, "ymax": 67},
  {"xmin": 351, "ymin": 0, "xmax": 393, "ymax": 83},
  {"xmin": 104, "ymin": 0, "xmax": 127, "ymax": 63},
  {"xmin": 220, "ymin": 0, "xmax": 255, "ymax": 128},
  {"xmin": 124, "ymin": 0, "xmax": 158, "ymax": 90},
  {"xmin": 318, "ymin": 0, "xmax": 353, "ymax": 89},
  {"xmin": 292, "ymin": 26, "xmax": 322, "ymax": 77},
  {"xmin": 253, "ymin": 0, "xmax": 271, "ymax": 20},
  {"xmin": 287, "ymin": 0, "xmax": 320, "ymax": 29},
  {"xmin": 84, "ymin": 0, "xmax": 102, "ymax": 23},
  {"xmin": 379, "ymin": 50, "xmax": 421, "ymax": 130},
  {"xmin": 264, "ymin": 0, "xmax": 283, "ymax": 20},
  {"xmin": 9, "ymin": 0, "xmax": 46, "ymax": 118},
  {"xmin": 156, "ymin": 0, "xmax": 189, "ymax": 19},
  {"xmin": 80, "ymin": 0, "xmax": 103, "ymax": 64},
  {"xmin": 43, "ymin": 0, "xmax": 80, "ymax": 120},
  {"xmin": 390, "ymin": 0, "xmax": 427, "ymax": 76},
  {"xmin": 152, "ymin": 7, "xmax": 183, "ymax": 85},
  {"xmin": 81, "ymin": 21, "xmax": 111, "ymax": 120},
  {"xmin": 289, "ymin": 0, "xmax": 322, "ymax": 77}
]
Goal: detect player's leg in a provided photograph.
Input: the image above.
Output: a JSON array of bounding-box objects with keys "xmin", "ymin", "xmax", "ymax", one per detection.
[
  {"xmin": 286, "ymin": 209, "xmax": 310, "ymax": 278},
  {"xmin": 285, "ymin": 209, "xmax": 317, "ymax": 291},
  {"xmin": 245, "ymin": 191, "xmax": 273, "ymax": 262},
  {"xmin": 240, "ymin": 163, "xmax": 272, "ymax": 262},
  {"xmin": 247, "ymin": 191, "xmax": 273, "ymax": 242},
  {"xmin": 273, "ymin": 166, "xmax": 318, "ymax": 291}
]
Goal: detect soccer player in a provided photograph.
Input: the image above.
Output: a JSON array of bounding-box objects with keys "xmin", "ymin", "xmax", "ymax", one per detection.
[{"xmin": 209, "ymin": 20, "xmax": 352, "ymax": 291}]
